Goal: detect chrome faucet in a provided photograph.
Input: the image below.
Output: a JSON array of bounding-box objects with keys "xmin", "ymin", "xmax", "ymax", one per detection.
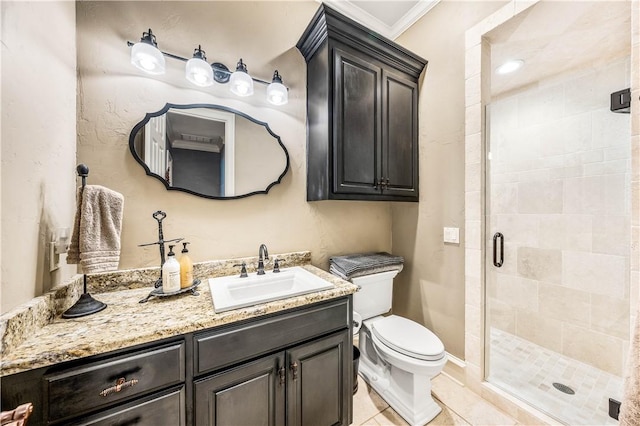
[{"xmin": 257, "ymin": 244, "xmax": 269, "ymax": 275}]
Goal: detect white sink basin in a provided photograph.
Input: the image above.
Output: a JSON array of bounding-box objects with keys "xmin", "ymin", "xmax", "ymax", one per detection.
[{"xmin": 209, "ymin": 266, "xmax": 335, "ymax": 313}]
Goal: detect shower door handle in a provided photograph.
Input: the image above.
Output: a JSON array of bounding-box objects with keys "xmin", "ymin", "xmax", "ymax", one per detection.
[{"xmin": 493, "ymin": 232, "xmax": 504, "ymax": 267}]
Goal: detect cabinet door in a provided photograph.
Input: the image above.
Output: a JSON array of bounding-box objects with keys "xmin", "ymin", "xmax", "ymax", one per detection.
[
  {"xmin": 194, "ymin": 353, "xmax": 285, "ymax": 426},
  {"xmin": 286, "ymin": 331, "xmax": 351, "ymax": 426},
  {"xmin": 333, "ymin": 47, "xmax": 382, "ymax": 196},
  {"xmin": 381, "ymin": 69, "xmax": 419, "ymax": 199}
]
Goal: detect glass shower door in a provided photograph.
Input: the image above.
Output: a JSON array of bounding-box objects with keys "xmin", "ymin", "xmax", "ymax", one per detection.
[{"xmin": 484, "ymin": 57, "xmax": 631, "ymax": 425}]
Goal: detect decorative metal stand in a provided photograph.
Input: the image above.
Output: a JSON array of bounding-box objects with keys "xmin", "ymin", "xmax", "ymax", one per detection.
[
  {"xmin": 63, "ymin": 164, "xmax": 108, "ymax": 319},
  {"xmin": 139, "ymin": 279, "xmax": 201, "ymax": 303},
  {"xmin": 138, "ymin": 211, "xmax": 183, "ymax": 288},
  {"xmin": 138, "ymin": 211, "xmax": 199, "ymax": 303}
]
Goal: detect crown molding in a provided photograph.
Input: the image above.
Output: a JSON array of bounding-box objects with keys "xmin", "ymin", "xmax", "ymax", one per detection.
[{"xmin": 319, "ymin": 0, "xmax": 440, "ymax": 40}]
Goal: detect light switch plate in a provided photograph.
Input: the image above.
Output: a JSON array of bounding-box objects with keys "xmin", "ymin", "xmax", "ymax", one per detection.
[{"xmin": 444, "ymin": 227, "xmax": 460, "ymax": 244}]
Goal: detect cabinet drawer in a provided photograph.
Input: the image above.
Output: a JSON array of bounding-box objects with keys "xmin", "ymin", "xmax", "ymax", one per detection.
[
  {"xmin": 45, "ymin": 341, "xmax": 185, "ymax": 422},
  {"xmin": 195, "ymin": 298, "xmax": 349, "ymax": 375},
  {"xmin": 69, "ymin": 386, "xmax": 185, "ymax": 426}
]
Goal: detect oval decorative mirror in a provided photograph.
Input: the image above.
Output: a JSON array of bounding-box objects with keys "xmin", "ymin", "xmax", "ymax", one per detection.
[{"xmin": 129, "ymin": 103, "xmax": 289, "ymax": 199}]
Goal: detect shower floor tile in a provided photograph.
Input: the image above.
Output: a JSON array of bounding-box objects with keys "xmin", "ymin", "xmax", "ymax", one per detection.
[{"xmin": 488, "ymin": 327, "xmax": 622, "ymax": 425}]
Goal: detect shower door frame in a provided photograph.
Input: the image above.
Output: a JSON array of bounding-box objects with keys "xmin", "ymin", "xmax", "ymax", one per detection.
[{"xmin": 462, "ymin": 0, "xmax": 640, "ymax": 423}]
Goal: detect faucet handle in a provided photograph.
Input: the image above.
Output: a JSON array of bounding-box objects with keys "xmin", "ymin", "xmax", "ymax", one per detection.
[
  {"xmin": 273, "ymin": 259, "xmax": 284, "ymax": 273},
  {"xmin": 233, "ymin": 262, "xmax": 248, "ymax": 278}
]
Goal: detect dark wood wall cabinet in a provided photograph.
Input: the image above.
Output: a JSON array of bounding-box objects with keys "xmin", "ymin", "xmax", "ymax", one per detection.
[
  {"xmin": 1, "ymin": 297, "xmax": 353, "ymax": 426},
  {"xmin": 297, "ymin": 5, "xmax": 428, "ymax": 202}
]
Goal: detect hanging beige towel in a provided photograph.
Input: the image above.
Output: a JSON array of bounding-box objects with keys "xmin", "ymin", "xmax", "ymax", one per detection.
[
  {"xmin": 620, "ymin": 310, "xmax": 640, "ymax": 425},
  {"xmin": 67, "ymin": 185, "xmax": 124, "ymax": 274}
]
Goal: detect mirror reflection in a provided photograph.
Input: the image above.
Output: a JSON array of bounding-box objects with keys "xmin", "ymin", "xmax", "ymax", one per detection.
[{"xmin": 129, "ymin": 104, "xmax": 289, "ymax": 199}]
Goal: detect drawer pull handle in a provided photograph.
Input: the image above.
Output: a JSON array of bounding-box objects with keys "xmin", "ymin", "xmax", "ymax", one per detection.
[
  {"xmin": 100, "ymin": 377, "xmax": 139, "ymax": 397},
  {"xmin": 278, "ymin": 365, "xmax": 285, "ymax": 385},
  {"xmin": 291, "ymin": 362, "xmax": 298, "ymax": 381}
]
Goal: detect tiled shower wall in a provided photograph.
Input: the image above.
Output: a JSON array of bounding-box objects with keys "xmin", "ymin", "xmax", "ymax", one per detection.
[{"xmin": 486, "ymin": 57, "xmax": 632, "ymax": 376}]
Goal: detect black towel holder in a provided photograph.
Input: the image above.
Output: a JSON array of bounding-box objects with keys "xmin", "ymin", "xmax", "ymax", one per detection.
[{"xmin": 62, "ymin": 164, "xmax": 108, "ymax": 319}]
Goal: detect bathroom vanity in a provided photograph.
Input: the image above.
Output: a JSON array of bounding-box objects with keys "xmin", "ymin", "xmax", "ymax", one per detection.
[{"xmin": 0, "ymin": 258, "xmax": 356, "ymax": 426}]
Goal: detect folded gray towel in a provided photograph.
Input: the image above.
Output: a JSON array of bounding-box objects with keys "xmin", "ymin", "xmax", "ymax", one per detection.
[
  {"xmin": 329, "ymin": 252, "xmax": 404, "ymax": 279},
  {"xmin": 67, "ymin": 185, "xmax": 124, "ymax": 274},
  {"xmin": 330, "ymin": 263, "xmax": 404, "ymax": 281}
]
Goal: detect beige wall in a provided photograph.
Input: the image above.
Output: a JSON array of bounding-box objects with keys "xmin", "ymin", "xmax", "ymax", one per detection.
[
  {"xmin": 392, "ymin": 1, "xmax": 508, "ymax": 359},
  {"xmin": 75, "ymin": 2, "xmax": 392, "ymax": 273},
  {"xmin": 1, "ymin": 1, "xmax": 78, "ymax": 313}
]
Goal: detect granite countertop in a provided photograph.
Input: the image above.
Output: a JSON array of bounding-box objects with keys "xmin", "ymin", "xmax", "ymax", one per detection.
[{"xmin": 0, "ymin": 253, "xmax": 357, "ymax": 377}]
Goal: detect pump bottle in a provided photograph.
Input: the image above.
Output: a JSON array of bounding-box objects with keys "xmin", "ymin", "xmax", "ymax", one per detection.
[
  {"xmin": 162, "ymin": 245, "xmax": 181, "ymax": 293},
  {"xmin": 180, "ymin": 242, "xmax": 194, "ymax": 289}
]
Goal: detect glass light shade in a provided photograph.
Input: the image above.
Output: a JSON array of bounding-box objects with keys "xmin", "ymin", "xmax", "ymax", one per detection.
[
  {"xmin": 131, "ymin": 42, "xmax": 166, "ymax": 75},
  {"xmin": 230, "ymin": 71, "xmax": 254, "ymax": 97},
  {"xmin": 267, "ymin": 81, "xmax": 288, "ymax": 105},
  {"xmin": 185, "ymin": 57, "xmax": 214, "ymax": 87}
]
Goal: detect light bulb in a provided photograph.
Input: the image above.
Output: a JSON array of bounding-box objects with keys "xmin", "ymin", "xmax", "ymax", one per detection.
[
  {"xmin": 130, "ymin": 29, "xmax": 165, "ymax": 75},
  {"xmin": 185, "ymin": 46, "xmax": 213, "ymax": 87},
  {"xmin": 229, "ymin": 59, "xmax": 254, "ymax": 97},
  {"xmin": 267, "ymin": 70, "xmax": 288, "ymax": 106}
]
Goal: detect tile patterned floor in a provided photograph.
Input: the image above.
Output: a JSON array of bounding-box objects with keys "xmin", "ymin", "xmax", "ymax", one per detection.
[
  {"xmin": 487, "ymin": 328, "xmax": 622, "ymax": 425},
  {"xmin": 352, "ymin": 373, "xmax": 519, "ymax": 425}
]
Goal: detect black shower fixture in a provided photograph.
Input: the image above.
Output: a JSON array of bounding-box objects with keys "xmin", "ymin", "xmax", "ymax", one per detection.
[{"xmin": 610, "ymin": 88, "xmax": 631, "ymax": 113}]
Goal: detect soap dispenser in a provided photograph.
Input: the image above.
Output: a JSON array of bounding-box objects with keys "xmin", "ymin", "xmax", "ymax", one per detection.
[
  {"xmin": 162, "ymin": 245, "xmax": 181, "ymax": 293},
  {"xmin": 180, "ymin": 242, "xmax": 194, "ymax": 289}
]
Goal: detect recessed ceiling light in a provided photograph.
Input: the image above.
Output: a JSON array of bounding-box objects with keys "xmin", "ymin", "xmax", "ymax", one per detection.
[{"xmin": 496, "ymin": 59, "xmax": 524, "ymax": 75}]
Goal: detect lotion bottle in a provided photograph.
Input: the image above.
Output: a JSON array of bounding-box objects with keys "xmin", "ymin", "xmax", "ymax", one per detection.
[
  {"xmin": 180, "ymin": 242, "xmax": 194, "ymax": 289},
  {"xmin": 162, "ymin": 245, "xmax": 181, "ymax": 293}
]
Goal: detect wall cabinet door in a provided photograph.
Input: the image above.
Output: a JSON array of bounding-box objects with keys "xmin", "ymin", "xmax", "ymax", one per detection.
[
  {"xmin": 194, "ymin": 353, "xmax": 285, "ymax": 426},
  {"xmin": 381, "ymin": 69, "xmax": 419, "ymax": 198},
  {"xmin": 333, "ymin": 47, "xmax": 382, "ymax": 196},
  {"xmin": 286, "ymin": 331, "xmax": 351, "ymax": 426}
]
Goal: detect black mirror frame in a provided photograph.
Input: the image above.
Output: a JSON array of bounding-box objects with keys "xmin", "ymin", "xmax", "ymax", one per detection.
[{"xmin": 129, "ymin": 103, "xmax": 290, "ymax": 200}]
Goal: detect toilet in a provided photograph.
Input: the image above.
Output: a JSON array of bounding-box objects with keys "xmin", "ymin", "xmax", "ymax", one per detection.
[{"xmin": 352, "ymin": 270, "xmax": 446, "ymax": 426}]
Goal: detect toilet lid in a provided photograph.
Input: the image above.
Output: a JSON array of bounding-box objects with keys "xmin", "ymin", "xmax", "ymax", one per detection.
[{"xmin": 372, "ymin": 315, "xmax": 445, "ymax": 361}]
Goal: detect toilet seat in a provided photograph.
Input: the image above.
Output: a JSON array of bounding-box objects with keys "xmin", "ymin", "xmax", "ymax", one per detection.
[{"xmin": 371, "ymin": 315, "xmax": 445, "ymax": 361}]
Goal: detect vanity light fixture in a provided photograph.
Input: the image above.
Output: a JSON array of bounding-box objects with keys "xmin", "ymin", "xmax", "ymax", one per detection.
[
  {"xmin": 127, "ymin": 29, "xmax": 288, "ymax": 105},
  {"xmin": 229, "ymin": 59, "xmax": 254, "ymax": 97},
  {"xmin": 496, "ymin": 59, "xmax": 524, "ymax": 75},
  {"xmin": 185, "ymin": 46, "xmax": 214, "ymax": 87},
  {"xmin": 130, "ymin": 29, "xmax": 166, "ymax": 75},
  {"xmin": 267, "ymin": 71, "xmax": 288, "ymax": 106}
]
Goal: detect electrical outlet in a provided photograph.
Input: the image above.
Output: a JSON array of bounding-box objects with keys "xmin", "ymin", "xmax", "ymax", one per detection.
[
  {"xmin": 50, "ymin": 242, "xmax": 60, "ymax": 272},
  {"xmin": 444, "ymin": 227, "xmax": 460, "ymax": 244}
]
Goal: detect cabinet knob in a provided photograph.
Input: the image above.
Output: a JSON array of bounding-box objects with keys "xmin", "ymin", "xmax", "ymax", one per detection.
[
  {"xmin": 375, "ymin": 178, "xmax": 390, "ymax": 190},
  {"xmin": 99, "ymin": 377, "xmax": 139, "ymax": 397}
]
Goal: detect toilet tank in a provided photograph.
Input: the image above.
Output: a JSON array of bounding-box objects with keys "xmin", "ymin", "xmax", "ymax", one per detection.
[{"xmin": 351, "ymin": 270, "xmax": 400, "ymax": 320}]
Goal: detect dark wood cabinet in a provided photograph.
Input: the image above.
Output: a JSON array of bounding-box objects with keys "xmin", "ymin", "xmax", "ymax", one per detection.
[
  {"xmin": 194, "ymin": 330, "xmax": 350, "ymax": 426},
  {"xmin": 1, "ymin": 297, "xmax": 352, "ymax": 426},
  {"xmin": 44, "ymin": 341, "xmax": 185, "ymax": 422},
  {"xmin": 286, "ymin": 332, "xmax": 350, "ymax": 426},
  {"xmin": 297, "ymin": 5, "xmax": 426, "ymax": 202},
  {"xmin": 193, "ymin": 297, "xmax": 352, "ymax": 426},
  {"xmin": 194, "ymin": 353, "xmax": 285, "ymax": 426}
]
